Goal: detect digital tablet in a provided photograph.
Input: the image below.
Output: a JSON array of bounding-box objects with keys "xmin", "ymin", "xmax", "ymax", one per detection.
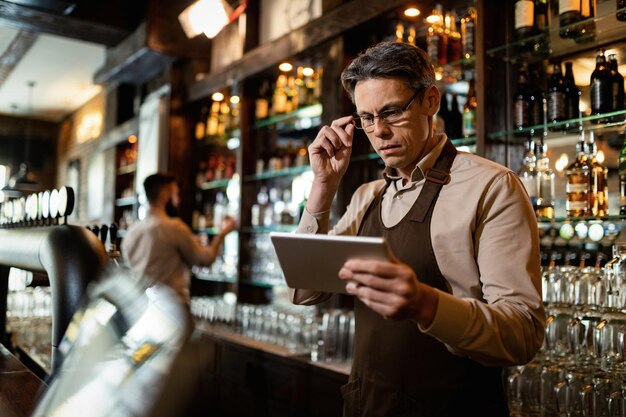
[{"xmin": 269, "ymin": 232, "xmax": 392, "ymax": 293}]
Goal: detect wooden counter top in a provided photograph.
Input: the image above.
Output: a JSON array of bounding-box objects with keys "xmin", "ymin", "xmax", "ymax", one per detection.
[{"xmin": 0, "ymin": 344, "xmax": 46, "ymax": 417}]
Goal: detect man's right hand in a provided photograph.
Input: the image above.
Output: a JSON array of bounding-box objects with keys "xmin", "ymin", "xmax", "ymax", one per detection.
[
  {"xmin": 220, "ymin": 216, "xmax": 237, "ymax": 235},
  {"xmin": 307, "ymin": 115, "xmax": 355, "ymax": 187}
]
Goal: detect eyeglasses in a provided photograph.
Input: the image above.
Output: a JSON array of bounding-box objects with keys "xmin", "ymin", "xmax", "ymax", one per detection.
[{"xmin": 353, "ymin": 89, "xmax": 421, "ymax": 132}]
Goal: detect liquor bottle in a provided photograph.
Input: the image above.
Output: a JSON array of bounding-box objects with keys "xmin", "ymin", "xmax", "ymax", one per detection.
[
  {"xmin": 565, "ymin": 135, "xmax": 590, "ymax": 217},
  {"xmin": 533, "ymin": 0, "xmax": 549, "ymax": 54},
  {"xmin": 518, "ymin": 138, "xmax": 538, "ymax": 208},
  {"xmin": 575, "ymin": 0, "xmax": 596, "ymax": 44},
  {"xmin": 447, "ymin": 10, "xmax": 462, "ymax": 63},
  {"xmin": 619, "ymin": 138, "xmax": 626, "ymax": 214},
  {"xmin": 461, "ymin": 7, "xmax": 476, "ymax": 60},
  {"xmin": 619, "ymin": 0, "xmax": 626, "ymax": 21},
  {"xmin": 530, "ymin": 67, "xmax": 547, "ymax": 129},
  {"xmin": 448, "ymin": 93, "xmax": 463, "ymax": 139},
  {"xmin": 535, "ymin": 141, "xmax": 555, "ymax": 219},
  {"xmin": 272, "ymin": 74, "xmax": 288, "ymax": 115},
  {"xmin": 590, "ymin": 49, "xmax": 614, "ymax": 122},
  {"xmin": 513, "ymin": 64, "xmax": 533, "ymax": 134},
  {"xmin": 436, "ymin": 88, "xmax": 450, "ymax": 134},
  {"xmin": 547, "ymin": 62, "xmax": 566, "ymax": 130},
  {"xmin": 586, "ymin": 131, "xmax": 609, "ymax": 216},
  {"xmin": 426, "ymin": 5, "xmax": 444, "ymax": 66},
  {"xmin": 515, "ymin": 0, "xmax": 535, "ymax": 50},
  {"xmin": 563, "ymin": 61, "xmax": 581, "ymax": 123},
  {"xmin": 437, "ymin": 5, "xmax": 448, "ymax": 66},
  {"xmin": 463, "ymin": 79, "xmax": 477, "ymax": 137},
  {"xmin": 558, "ymin": 0, "xmax": 581, "ymax": 39},
  {"xmin": 608, "ymin": 54, "xmax": 625, "ymax": 122},
  {"xmin": 256, "ymin": 80, "xmax": 271, "ymax": 120}
]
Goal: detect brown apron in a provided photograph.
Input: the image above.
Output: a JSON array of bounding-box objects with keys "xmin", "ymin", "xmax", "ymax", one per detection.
[{"xmin": 341, "ymin": 139, "xmax": 508, "ymax": 417}]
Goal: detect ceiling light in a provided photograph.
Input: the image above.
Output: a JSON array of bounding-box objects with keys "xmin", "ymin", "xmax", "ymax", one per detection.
[
  {"xmin": 212, "ymin": 92, "xmax": 225, "ymax": 101},
  {"xmin": 404, "ymin": 7, "xmax": 420, "ymax": 17},
  {"xmin": 178, "ymin": 0, "xmax": 248, "ymax": 40},
  {"xmin": 302, "ymin": 67, "xmax": 315, "ymax": 77},
  {"xmin": 279, "ymin": 62, "xmax": 293, "ymax": 72}
]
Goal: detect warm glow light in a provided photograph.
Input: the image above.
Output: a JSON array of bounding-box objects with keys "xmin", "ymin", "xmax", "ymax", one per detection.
[
  {"xmin": 555, "ymin": 153, "xmax": 569, "ymax": 172},
  {"xmin": 426, "ymin": 14, "xmax": 439, "ymax": 24},
  {"xmin": 596, "ymin": 150, "xmax": 605, "ymax": 164},
  {"xmin": 302, "ymin": 67, "xmax": 314, "ymax": 77},
  {"xmin": 178, "ymin": 0, "xmax": 233, "ymax": 39},
  {"xmin": 212, "ymin": 92, "xmax": 225, "ymax": 102},
  {"xmin": 579, "ymin": 101, "xmax": 588, "ymax": 113},
  {"xmin": 230, "ymin": 95, "xmax": 240, "ymax": 104},
  {"xmin": 404, "ymin": 7, "xmax": 420, "ymax": 17},
  {"xmin": 76, "ymin": 112, "xmax": 103, "ymax": 143},
  {"xmin": 279, "ymin": 62, "xmax": 293, "ymax": 72},
  {"xmin": 434, "ymin": 71, "xmax": 443, "ymax": 81},
  {"xmin": 128, "ymin": 135, "xmax": 137, "ymax": 144}
]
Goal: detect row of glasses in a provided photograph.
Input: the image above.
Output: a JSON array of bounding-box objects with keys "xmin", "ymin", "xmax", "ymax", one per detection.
[{"xmin": 247, "ymin": 234, "xmax": 284, "ymax": 284}]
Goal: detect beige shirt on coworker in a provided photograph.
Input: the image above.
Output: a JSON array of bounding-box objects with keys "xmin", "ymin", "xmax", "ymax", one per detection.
[
  {"xmin": 121, "ymin": 210, "xmax": 217, "ymax": 304},
  {"xmin": 294, "ymin": 134, "xmax": 545, "ymax": 367}
]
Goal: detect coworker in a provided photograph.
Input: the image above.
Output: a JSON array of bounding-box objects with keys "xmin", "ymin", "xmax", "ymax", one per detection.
[
  {"xmin": 291, "ymin": 42, "xmax": 544, "ymax": 416},
  {"xmin": 122, "ymin": 173, "xmax": 236, "ymax": 304}
]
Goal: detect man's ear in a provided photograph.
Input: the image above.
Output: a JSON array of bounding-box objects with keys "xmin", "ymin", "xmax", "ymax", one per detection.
[{"xmin": 423, "ymin": 85, "xmax": 440, "ymax": 117}]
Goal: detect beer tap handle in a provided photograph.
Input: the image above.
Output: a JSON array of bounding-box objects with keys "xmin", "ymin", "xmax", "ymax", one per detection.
[{"xmin": 99, "ymin": 224, "xmax": 109, "ymax": 246}]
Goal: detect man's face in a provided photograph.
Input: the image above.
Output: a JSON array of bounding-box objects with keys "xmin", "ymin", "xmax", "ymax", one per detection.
[{"xmin": 354, "ymin": 78, "xmax": 438, "ymax": 179}]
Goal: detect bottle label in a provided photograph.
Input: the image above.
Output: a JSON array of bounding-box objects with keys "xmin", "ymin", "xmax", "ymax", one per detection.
[
  {"xmin": 566, "ymin": 182, "xmax": 587, "ymax": 193},
  {"xmin": 514, "ymin": 99, "xmax": 529, "ymax": 126},
  {"xmin": 590, "ymin": 79, "xmax": 604, "ymax": 112},
  {"xmin": 462, "ymin": 109, "xmax": 476, "ymax": 136},
  {"xmin": 559, "ymin": 0, "xmax": 580, "ymax": 13},
  {"xmin": 566, "ymin": 200, "xmax": 587, "ymax": 210},
  {"xmin": 515, "ymin": 1, "xmax": 534, "ymax": 30},
  {"xmin": 547, "ymin": 91, "xmax": 566, "ymax": 121},
  {"xmin": 520, "ymin": 177, "xmax": 538, "ymax": 199}
]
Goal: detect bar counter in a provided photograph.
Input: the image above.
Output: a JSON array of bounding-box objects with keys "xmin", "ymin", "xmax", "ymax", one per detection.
[{"xmin": 0, "ymin": 343, "xmax": 45, "ymax": 417}]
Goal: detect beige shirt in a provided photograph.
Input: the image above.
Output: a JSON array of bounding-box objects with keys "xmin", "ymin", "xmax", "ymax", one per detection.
[
  {"xmin": 295, "ymin": 135, "xmax": 545, "ymax": 366},
  {"xmin": 121, "ymin": 210, "xmax": 217, "ymax": 303}
]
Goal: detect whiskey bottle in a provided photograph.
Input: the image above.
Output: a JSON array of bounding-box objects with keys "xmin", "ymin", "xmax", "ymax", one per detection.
[
  {"xmin": 513, "ymin": 64, "xmax": 533, "ymax": 134},
  {"xmin": 535, "ymin": 141, "xmax": 555, "ymax": 219},
  {"xmin": 515, "ymin": 0, "xmax": 535, "ymax": 50},
  {"xmin": 518, "ymin": 138, "xmax": 538, "ymax": 208},
  {"xmin": 533, "ymin": 0, "xmax": 549, "ymax": 54},
  {"xmin": 565, "ymin": 136, "xmax": 590, "ymax": 217},
  {"xmin": 462, "ymin": 79, "xmax": 477, "ymax": 137},
  {"xmin": 558, "ymin": 0, "xmax": 581, "ymax": 39},
  {"xmin": 619, "ymin": 138, "xmax": 626, "ymax": 214},
  {"xmin": 590, "ymin": 49, "xmax": 614, "ymax": 123},
  {"xmin": 447, "ymin": 10, "xmax": 462, "ymax": 63},
  {"xmin": 586, "ymin": 131, "xmax": 609, "ymax": 216},
  {"xmin": 547, "ymin": 62, "xmax": 566, "ymax": 130},
  {"xmin": 608, "ymin": 54, "xmax": 625, "ymax": 121},
  {"xmin": 575, "ymin": 0, "xmax": 596, "ymax": 44}
]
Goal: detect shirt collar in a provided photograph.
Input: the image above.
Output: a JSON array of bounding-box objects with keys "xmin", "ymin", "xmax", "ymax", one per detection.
[{"xmin": 382, "ymin": 133, "xmax": 448, "ymax": 184}]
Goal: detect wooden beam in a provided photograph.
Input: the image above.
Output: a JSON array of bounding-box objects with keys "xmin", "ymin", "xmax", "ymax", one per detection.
[
  {"xmin": 0, "ymin": 30, "xmax": 37, "ymax": 90},
  {"xmin": 0, "ymin": 0, "xmax": 129, "ymax": 47},
  {"xmin": 188, "ymin": 0, "xmax": 410, "ymax": 101}
]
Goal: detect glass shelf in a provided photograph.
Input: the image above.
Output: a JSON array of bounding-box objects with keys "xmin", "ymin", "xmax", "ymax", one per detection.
[
  {"xmin": 254, "ymin": 103, "xmax": 323, "ymax": 129},
  {"xmin": 117, "ymin": 163, "xmax": 136, "ymax": 175},
  {"xmin": 115, "ymin": 196, "xmax": 137, "ymax": 207},
  {"xmin": 537, "ymin": 214, "xmax": 626, "ymax": 224},
  {"xmin": 486, "ymin": 7, "xmax": 626, "ymax": 62},
  {"xmin": 242, "ymin": 225, "xmax": 298, "ymax": 234},
  {"xmin": 488, "ymin": 110, "xmax": 626, "ymax": 141},
  {"xmin": 199, "ymin": 178, "xmax": 233, "ymax": 190},
  {"xmin": 193, "ymin": 270, "xmax": 237, "ymax": 283},
  {"xmin": 239, "ymin": 278, "xmax": 287, "ymax": 288},
  {"xmin": 244, "ymin": 165, "xmax": 311, "ymax": 182}
]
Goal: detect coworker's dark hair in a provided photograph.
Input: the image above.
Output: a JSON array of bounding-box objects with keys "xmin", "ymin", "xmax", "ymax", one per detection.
[
  {"xmin": 340, "ymin": 41, "xmax": 435, "ymax": 103},
  {"xmin": 143, "ymin": 173, "xmax": 176, "ymax": 204}
]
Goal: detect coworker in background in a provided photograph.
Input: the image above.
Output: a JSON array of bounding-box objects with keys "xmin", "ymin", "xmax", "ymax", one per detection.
[
  {"xmin": 122, "ymin": 173, "xmax": 236, "ymax": 304},
  {"xmin": 291, "ymin": 42, "xmax": 544, "ymax": 416}
]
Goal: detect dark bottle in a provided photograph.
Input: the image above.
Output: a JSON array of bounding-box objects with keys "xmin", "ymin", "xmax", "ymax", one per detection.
[
  {"xmin": 515, "ymin": 0, "xmax": 535, "ymax": 42},
  {"xmin": 448, "ymin": 93, "xmax": 463, "ymax": 139},
  {"xmin": 558, "ymin": 0, "xmax": 581, "ymax": 39},
  {"xmin": 619, "ymin": 0, "xmax": 626, "ymax": 22},
  {"xmin": 461, "ymin": 7, "xmax": 476, "ymax": 60},
  {"xmin": 547, "ymin": 63, "xmax": 566, "ymax": 130},
  {"xmin": 437, "ymin": 89, "xmax": 451, "ymax": 134},
  {"xmin": 563, "ymin": 62, "xmax": 581, "ymax": 122},
  {"xmin": 590, "ymin": 49, "xmax": 614, "ymax": 122},
  {"xmin": 608, "ymin": 54, "xmax": 625, "ymax": 121},
  {"xmin": 513, "ymin": 64, "xmax": 534, "ymax": 134},
  {"xmin": 530, "ymin": 67, "xmax": 547, "ymax": 130},
  {"xmin": 533, "ymin": 0, "xmax": 549, "ymax": 54},
  {"xmin": 575, "ymin": 0, "xmax": 596, "ymax": 44}
]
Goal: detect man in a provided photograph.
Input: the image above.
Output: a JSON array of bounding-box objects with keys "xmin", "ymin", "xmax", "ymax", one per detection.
[
  {"xmin": 122, "ymin": 173, "xmax": 236, "ymax": 304},
  {"xmin": 291, "ymin": 42, "xmax": 544, "ymax": 416}
]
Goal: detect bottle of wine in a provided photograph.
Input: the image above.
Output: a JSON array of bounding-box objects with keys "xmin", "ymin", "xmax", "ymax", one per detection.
[
  {"xmin": 558, "ymin": 0, "xmax": 581, "ymax": 39},
  {"xmin": 426, "ymin": 6, "xmax": 443, "ymax": 66},
  {"xmin": 515, "ymin": 0, "xmax": 535, "ymax": 50},
  {"xmin": 518, "ymin": 138, "xmax": 538, "ymax": 209},
  {"xmin": 590, "ymin": 48, "xmax": 614, "ymax": 123},
  {"xmin": 608, "ymin": 54, "xmax": 625, "ymax": 122},
  {"xmin": 461, "ymin": 7, "xmax": 476, "ymax": 60},
  {"xmin": 586, "ymin": 131, "xmax": 608, "ymax": 216},
  {"xmin": 575, "ymin": 0, "xmax": 596, "ymax": 44},
  {"xmin": 463, "ymin": 79, "xmax": 477, "ymax": 137},
  {"xmin": 535, "ymin": 141, "xmax": 555, "ymax": 219},
  {"xmin": 513, "ymin": 64, "xmax": 533, "ymax": 134},
  {"xmin": 563, "ymin": 61, "xmax": 581, "ymax": 124},
  {"xmin": 618, "ymin": 0, "xmax": 626, "ymax": 22},
  {"xmin": 447, "ymin": 10, "xmax": 462, "ymax": 63},
  {"xmin": 448, "ymin": 93, "xmax": 463, "ymax": 139},
  {"xmin": 533, "ymin": 0, "xmax": 549, "ymax": 54},
  {"xmin": 547, "ymin": 62, "xmax": 566, "ymax": 130},
  {"xmin": 619, "ymin": 137, "xmax": 626, "ymax": 214},
  {"xmin": 565, "ymin": 135, "xmax": 590, "ymax": 217},
  {"xmin": 437, "ymin": 88, "xmax": 450, "ymax": 135}
]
